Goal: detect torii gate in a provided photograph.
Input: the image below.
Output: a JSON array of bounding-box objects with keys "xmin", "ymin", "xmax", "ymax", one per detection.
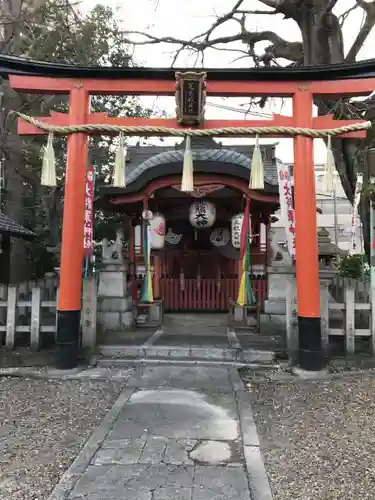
[{"xmin": 6, "ymin": 60, "xmax": 374, "ymax": 370}]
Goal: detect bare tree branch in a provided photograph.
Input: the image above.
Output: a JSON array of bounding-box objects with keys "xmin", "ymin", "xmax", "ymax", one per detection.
[
  {"xmin": 199, "ymin": 0, "xmax": 245, "ymax": 42},
  {"xmin": 236, "ymin": 9, "xmax": 280, "ymax": 15},
  {"xmin": 124, "ymin": 30, "xmax": 247, "ymax": 49},
  {"xmin": 338, "ymin": 2, "xmax": 360, "ymax": 26},
  {"xmin": 124, "ymin": 24, "xmax": 303, "ymax": 65},
  {"xmin": 345, "ymin": 0, "xmax": 375, "ymax": 61},
  {"xmin": 257, "ymin": 0, "xmax": 284, "ymax": 8},
  {"xmin": 355, "ymin": 0, "xmax": 375, "ymax": 12}
]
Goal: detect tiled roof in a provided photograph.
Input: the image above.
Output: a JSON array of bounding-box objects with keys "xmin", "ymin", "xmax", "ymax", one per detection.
[
  {"xmin": 0, "ymin": 213, "xmax": 35, "ymax": 239},
  {"xmin": 126, "ymin": 147, "xmax": 277, "ymax": 186},
  {"xmin": 95, "ymin": 140, "xmax": 279, "ymax": 197}
]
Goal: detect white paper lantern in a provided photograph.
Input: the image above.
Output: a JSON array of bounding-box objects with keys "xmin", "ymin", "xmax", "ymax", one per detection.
[
  {"xmin": 231, "ymin": 213, "xmax": 252, "ymax": 248},
  {"xmin": 150, "ymin": 213, "xmax": 166, "ymax": 249},
  {"xmin": 189, "ymin": 200, "xmax": 216, "ymax": 229},
  {"xmin": 142, "ymin": 209, "xmax": 153, "ymax": 221}
]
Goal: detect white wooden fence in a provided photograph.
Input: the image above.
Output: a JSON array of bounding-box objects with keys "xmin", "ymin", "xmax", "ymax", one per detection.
[
  {"xmin": 0, "ymin": 275, "xmax": 98, "ymax": 351},
  {"xmin": 0, "ymin": 275, "xmax": 58, "ymax": 351},
  {"xmin": 1, "ymin": 272, "xmax": 374, "ymax": 356},
  {"xmin": 286, "ymin": 276, "xmax": 375, "ymax": 355}
]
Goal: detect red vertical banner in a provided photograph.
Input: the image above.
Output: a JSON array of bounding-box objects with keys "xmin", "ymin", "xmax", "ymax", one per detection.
[{"xmin": 83, "ymin": 168, "xmax": 94, "ymax": 256}]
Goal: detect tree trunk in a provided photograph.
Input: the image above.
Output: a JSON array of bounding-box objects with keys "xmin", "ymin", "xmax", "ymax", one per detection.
[
  {"xmin": 294, "ymin": 4, "xmax": 369, "ymax": 257},
  {"xmin": 2, "ymin": 84, "xmax": 31, "ymax": 283}
]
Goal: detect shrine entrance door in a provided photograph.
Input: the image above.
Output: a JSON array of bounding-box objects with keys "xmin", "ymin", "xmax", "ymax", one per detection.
[{"xmin": 159, "ymin": 247, "xmax": 238, "ymax": 311}]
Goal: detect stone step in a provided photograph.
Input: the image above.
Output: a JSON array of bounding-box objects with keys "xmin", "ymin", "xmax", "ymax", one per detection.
[
  {"xmin": 96, "ymin": 357, "xmax": 280, "ymax": 369},
  {"xmin": 97, "ymin": 344, "xmax": 276, "ymax": 365}
]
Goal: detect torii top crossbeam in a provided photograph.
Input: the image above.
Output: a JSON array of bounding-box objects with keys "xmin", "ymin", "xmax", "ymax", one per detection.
[{"xmin": 3, "ymin": 54, "xmax": 374, "ymax": 371}]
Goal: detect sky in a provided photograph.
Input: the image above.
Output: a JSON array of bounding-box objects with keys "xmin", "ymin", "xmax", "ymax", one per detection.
[{"xmin": 80, "ymin": 0, "xmax": 374, "ymax": 164}]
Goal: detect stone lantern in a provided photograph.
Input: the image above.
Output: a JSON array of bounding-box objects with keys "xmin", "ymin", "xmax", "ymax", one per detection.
[{"xmin": 317, "ymin": 227, "xmax": 347, "ymax": 267}]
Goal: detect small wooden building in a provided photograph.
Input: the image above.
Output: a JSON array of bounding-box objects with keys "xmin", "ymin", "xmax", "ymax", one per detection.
[
  {"xmin": 97, "ymin": 138, "xmax": 280, "ymax": 312},
  {"xmin": 0, "ymin": 212, "xmax": 35, "ymax": 284}
]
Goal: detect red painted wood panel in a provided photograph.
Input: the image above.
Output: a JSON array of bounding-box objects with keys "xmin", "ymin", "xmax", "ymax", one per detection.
[{"xmin": 160, "ymin": 278, "xmax": 267, "ymax": 311}]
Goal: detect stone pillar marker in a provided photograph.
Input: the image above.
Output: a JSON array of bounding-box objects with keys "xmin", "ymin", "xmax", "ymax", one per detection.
[{"xmin": 97, "ymin": 231, "xmax": 133, "ymax": 335}]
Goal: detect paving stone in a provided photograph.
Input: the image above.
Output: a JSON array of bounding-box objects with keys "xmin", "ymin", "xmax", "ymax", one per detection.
[
  {"xmin": 145, "ymin": 347, "xmax": 171, "ymax": 358},
  {"xmin": 50, "ymin": 366, "xmax": 265, "ymax": 500},
  {"xmin": 153, "ymin": 486, "xmax": 193, "ymax": 500},
  {"xmin": 69, "ymin": 494, "xmax": 151, "ymax": 500},
  {"xmin": 190, "ymin": 440, "xmax": 231, "ymax": 464},
  {"xmin": 228, "ymin": 367, "xmax": 246, "ymax": 391},
  {"xmin": 154, "ymin": 334, "xmax": 229, "ymax": 347},
  {"xmin": 204, "ymin": 391, "xmax": 238, "ymax": 419},
  {"xmin": 139, "ymin": 436, "xmax": 168, "ymax": 463},
  {"xmin": 108, "ymin": 419, "xmax": 147, "ymax": 439},
  {"xmin": 237, "ymin": 391, "xmax": 260, "ymax": 446},
  {"xmin": 119, "ymin": 390, "xmax": 239, "ymax": 440},
  {"xmin": 241, "ymin": 349, "xmax": 275, "ymax": 363},
  {"xmin": 136, "ymin": 366, "xmax": 233, "ymax": 391},
  {"xmin": 163, "ymin": 438, "xmax": 196, "ymax": 465},
  {"xmin": 70, "ymin": 485, "xmax": 152, "ymax": 500},
  {"xmin": 101, "ymin": 438, "xmax": 134, "ymax": 449},
  {"xmin": 136, "ymin": 366, "xmax": 170, "ymax": 387},
  {"xmin": 244, "ymin": 446, "xmax": 273, "ymax": 500},
  {"xmin": 70, "ymin": 464, "xmax": 195, "ymax": 497},
  {"xmin": 193, "ymin": 465, "xmax": 251, "ymax": 500},
  {"xmin": 92, "ymin": 437, "xmax": 145, "ymax": 465},
  {"xmin": 222, "ymin": 349, "xmax": 237, "ymax": 361},
  {"xmin": 169, "ymin": 347, "xmax": 191, "ymax": 358}
]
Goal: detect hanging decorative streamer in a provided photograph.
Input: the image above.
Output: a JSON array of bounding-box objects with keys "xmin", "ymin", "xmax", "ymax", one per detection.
[
  {"xmin": 140, "ymin": 218, "xmax": 154, "ymax": 303},
  {"xmin": 41, "ymin": 133, "xmax": 57, "ymax": 187},
  {"xmin": 276, "ymin": 161, "xmax": 296, "ymax": 262},
  {"xmin": 322, "ymin": 135, "xmax": 336, "ymax": 194},
  {"xmin": 181, "ymin": 135, "xmax": 194, "ymax": 192},
  {"xmin": 83, "ymin": 168, "xmax": 95, "ymax": 278},
  {"xmin": 249, "ymin": 135, "xmax": 264, "ymax": 190},
  {"xmin": 236, "ymin": 198, "xmax": 256, "ymax": 307},
  {"xmin": 112, "ymin": 133, "xmax": 126, "ymax": 188},
  {"xmin": 349, "ymin": 173, "xmax": 363, "ymax": 255}
]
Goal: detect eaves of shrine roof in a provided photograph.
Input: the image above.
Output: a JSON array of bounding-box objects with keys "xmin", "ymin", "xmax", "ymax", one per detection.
[
  {"xmin": 99, "ymin": 142, "xmax": 279, "ymax": 197},
  {"xmin": 0, "ymin": 54, "xmax": 375, "ymax": 81},
  {"xmin": 0, "ymin": 213, "xmax": 35, "ymax": 240},
  {"xmin": 127, "ymin": 148, "xmax": 277, "ymax": 185}
]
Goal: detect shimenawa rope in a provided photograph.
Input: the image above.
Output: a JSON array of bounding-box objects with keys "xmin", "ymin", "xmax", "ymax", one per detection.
[
  {"xmin": 15, "ymin": 112, "xmax": 373, "ymax": 138},
  {"xmin": 14, "ymin": 110, "xmax": 373, "ymax": 190}
]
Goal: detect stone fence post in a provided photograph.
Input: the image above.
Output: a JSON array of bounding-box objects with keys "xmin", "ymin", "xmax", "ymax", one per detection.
[
  {"xmin": 81, "ymin": 275, "xmax": 98, "ymax": 355},
  {"xmin": 97, "ymin": 259, "xmax": 133, "ymax": 336}
]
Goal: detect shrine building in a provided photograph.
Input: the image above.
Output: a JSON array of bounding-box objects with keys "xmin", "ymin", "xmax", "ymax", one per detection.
[
  {"xmin": 6, "ymin": 55, "xmax": 373, "ymax": 371},
  {"xmin": 96, "ymin": 137, "xmax": 279, "ymax": 312}
]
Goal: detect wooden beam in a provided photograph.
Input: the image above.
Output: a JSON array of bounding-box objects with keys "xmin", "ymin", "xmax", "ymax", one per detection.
[
  {"xmin": 309, "ymin": 78, "xmax": 375, "ymax": 96},
  {"xmin": 108, "ymin": 175, "xmax": 279, "ymax": 205},
  {"xmin": 17, "ymin": 112, "xmax": 368, "ymax": 138},
  {"xmin": 9, "ymin": 75, "xmax": 76, "ymax": 94},
  {"xmin": 9, "ymin": 74, "xmax": 375, "ymax": 98},
  {"xmin": 7, "ymin": 77, "xmax": 301, "ymax": 96}
]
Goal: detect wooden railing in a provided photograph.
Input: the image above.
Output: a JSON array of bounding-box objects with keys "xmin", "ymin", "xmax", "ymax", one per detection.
[
  {"xmin": 286, "ymin": 277, "xmax": 375, "ymax": 355},
  {"xmin": 160, "ymin": 277, "xmax": 267, "ymax": 311},
  {"xmin": 0, "ymin": 276, "xmax": 59, "ymax": 350},
  {"xmin": 0, "ymin": 275, "xmax": 98, "ymax": 352}
]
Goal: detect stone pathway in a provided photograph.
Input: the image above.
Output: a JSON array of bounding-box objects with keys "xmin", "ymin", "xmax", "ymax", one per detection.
[{"xmin": 48, "ymin": 366, "xmax": 273, "ymax": 500}]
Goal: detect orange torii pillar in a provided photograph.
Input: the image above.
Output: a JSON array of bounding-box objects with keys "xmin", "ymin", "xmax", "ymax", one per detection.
[
  {"xmin": 16, "ymin": 82, "xmax": 90, "ymax": 369},
  {"xmin": 293, "ymin": 89, "xmax": 322, "ymax": 370},
  {"xmin": 55, "ymin": 85, "xmax": 90, "ymax": 368}
]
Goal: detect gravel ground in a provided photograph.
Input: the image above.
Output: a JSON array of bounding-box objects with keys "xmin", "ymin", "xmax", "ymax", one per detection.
[
  {"xmin": 246, "ymin": 373, "xmax": 375, "ymax": 500},
  {"xmin": 0, "ymin": 376, "xmax": 131, "ymax": 500}
]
